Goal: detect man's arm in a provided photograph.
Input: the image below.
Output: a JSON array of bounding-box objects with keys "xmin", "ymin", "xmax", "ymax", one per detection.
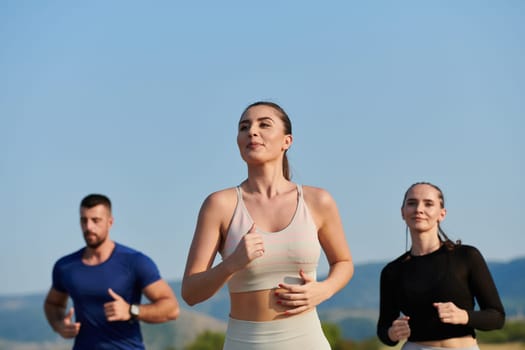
[
  {"xmin": 138, "ymin": 279, "xmax": 180, "ymax": 323},
  {"xmin": 104, "ymin": 279, "xmax": 180, "ymax": 323},
  {"xmin": 43, "ymin": 287, "xmax": 81, "ymax": 338}
]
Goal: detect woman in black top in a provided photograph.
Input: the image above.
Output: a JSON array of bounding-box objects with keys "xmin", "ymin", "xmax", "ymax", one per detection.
[{"xmin": 377, "ymin": 182, "xmax": 505, "ymax": 350}]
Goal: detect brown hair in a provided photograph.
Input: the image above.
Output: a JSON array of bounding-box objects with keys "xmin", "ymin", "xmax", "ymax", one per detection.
[{"xmin": 240, "ymin": 101, "xmax": 293, "ymax": 180}]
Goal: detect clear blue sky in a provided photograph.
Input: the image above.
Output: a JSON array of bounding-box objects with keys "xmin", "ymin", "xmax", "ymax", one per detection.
[{"xmin": 1, "ymin": 1, "xmax": 523, "ymax": 296}]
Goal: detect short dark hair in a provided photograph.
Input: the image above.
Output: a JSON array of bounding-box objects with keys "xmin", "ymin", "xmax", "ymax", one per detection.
[{"xmin": 80, "ymin": 194, "xmax": 112, "ymax": 212}]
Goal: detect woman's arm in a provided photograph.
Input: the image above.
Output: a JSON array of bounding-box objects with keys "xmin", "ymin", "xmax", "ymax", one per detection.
[
  {"xmin": 377, "ymin": 265, "xmax": 403, "ymax": 346},
  {"xmin": 181, "ymin": 190, "xmax": 234, "ymax": 305},
  {"xmin": 465, "ymin": 246, "xmax": 505, "ymax": 330},
  {"xmin": 182, "ymin": 189, "xmax": 265, "ymax": 305},
  {"xmin": 277, "ymin": 187, "xmax": 353, "ymax": 314},
  {"xmin": 314, "ymin": 187, "xmax": 354, "ymax": 299}
]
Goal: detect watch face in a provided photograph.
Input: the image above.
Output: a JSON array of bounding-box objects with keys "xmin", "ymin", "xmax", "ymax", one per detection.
[{"xmin": 131, "ymin": 304, "xmax": 140, "ymax": 317}]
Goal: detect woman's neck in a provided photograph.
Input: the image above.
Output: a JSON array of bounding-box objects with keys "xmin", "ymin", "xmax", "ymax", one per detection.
[
  {"xmin": 410, "ymin": 234, "xmax": 442, "ymax": 256},
  {"xmin": 244, "ymin": 166, "xmax": 290, "ymax": 198}
]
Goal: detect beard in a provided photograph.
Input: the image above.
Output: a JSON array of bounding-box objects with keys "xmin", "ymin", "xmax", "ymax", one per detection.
[{"xmin": 84, "ymin": 231, "xmax": 106, "ymax": 249}]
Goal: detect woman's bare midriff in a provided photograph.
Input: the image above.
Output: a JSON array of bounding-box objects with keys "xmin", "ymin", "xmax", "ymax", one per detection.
[
  {"xmin": 415, "ymin": 335, "xmax": 477, "ymax": 348},
  {"xmin": 229, "ymin": 287, "xmax": 308, "ymax": 321}
]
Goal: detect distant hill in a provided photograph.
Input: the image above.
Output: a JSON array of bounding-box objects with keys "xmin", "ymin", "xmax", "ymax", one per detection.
[
  {"xmin": 1, "ymin": 257, "xmax": 523, "ymax": 349},
  {"xmin": 486, "ymin": 257, "xmax": 525, "ymax": 315}
]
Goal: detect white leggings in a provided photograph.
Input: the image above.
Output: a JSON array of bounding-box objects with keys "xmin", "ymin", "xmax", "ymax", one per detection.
[
  {"xmin": 402, "ymin": 341, "xmax": 480, "ymax": 350},
  {"xmin": 223, "ymin": 310, "xmax": 330, "ymax": 350}
]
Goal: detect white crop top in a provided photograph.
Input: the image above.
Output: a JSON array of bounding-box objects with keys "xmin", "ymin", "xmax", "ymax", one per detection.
[{"xmin": 220, "ymin": 184, "xmax": 321, "ymax": 293}]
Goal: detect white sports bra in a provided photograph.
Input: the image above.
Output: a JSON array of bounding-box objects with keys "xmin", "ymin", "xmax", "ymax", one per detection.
[{"xmin": 220, "ymin": 184, "xmax": 321, "ymax": 293}]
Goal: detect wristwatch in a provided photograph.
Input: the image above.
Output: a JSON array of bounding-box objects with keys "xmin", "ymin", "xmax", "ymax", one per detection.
[{"xmin": 129, "ymin": 304, "xmax": 140, "ymax": 320}]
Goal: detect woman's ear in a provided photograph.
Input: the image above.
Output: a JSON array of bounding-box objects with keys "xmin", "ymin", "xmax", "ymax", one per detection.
[
  {"xmin": 282, "ymin": 134, "xmax": 293, "ymax": 151},
  {"xmin": 439, "ymin": 208, "xmax": 447, "ymax": 222}
]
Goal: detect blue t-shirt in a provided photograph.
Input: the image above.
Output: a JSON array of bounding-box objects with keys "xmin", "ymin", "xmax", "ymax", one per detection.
[{"xmin": 52, "ymin": 243, "xmax": 161, "ymax": 350}]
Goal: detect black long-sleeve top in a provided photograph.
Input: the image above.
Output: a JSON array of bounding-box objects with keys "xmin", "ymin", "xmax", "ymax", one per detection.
[{"xmin": 377, "ymin": 244, "xmax": 505, "ymax": 346}]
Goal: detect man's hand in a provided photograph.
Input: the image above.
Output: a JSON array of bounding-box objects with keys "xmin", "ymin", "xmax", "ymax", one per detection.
[
  {"xmin": 104, "ymin": 288, "xmax": 132, "ymax": 322},
  {"xmin": 56, "ymin": 307, "xmax": 81, "ymax": 338}
]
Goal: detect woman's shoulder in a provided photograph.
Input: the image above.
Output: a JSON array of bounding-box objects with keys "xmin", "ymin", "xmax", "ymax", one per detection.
[
  {"xmin": 381, "ymin": 252, "xmax": 410, "ymax": 278},
  {"xmin": 202, "ymin": 187, "xmax": 238, "ymax": 209},
  {"xmin": 196, "ymin": 187, "xmax": 239, "ymax": 230},
  {"xmin": 386, "ymin": 251, "xmax": 411, "ymax": 266},
  {"xmin": 452, "ymin": 244, "xmax": 485, "ymax": 261},
  {"xmin": 301, "ymin": 184, "xmax": 335, "ymax": 205},
  {"xmin": 455, "ymin": 243, "xmax": 479, "ymax": 252}
]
